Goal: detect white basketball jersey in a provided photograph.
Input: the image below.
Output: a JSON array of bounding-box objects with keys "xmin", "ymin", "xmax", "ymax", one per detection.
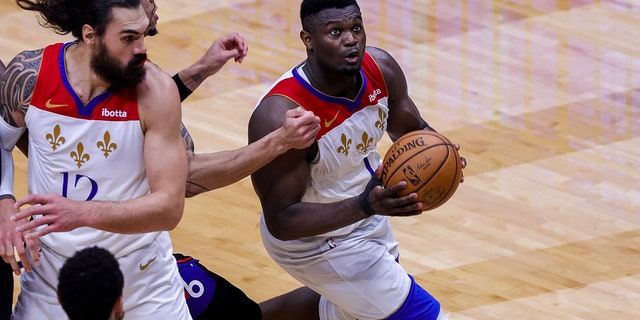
[{"xmin": 25, "ymin": 42, "xmax": 159, "ymax": 258}]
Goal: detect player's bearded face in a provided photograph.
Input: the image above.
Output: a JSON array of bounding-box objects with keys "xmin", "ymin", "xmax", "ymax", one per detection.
[{"xmin": 91, "ymin": 39, "xmax": 147, "ymax": 90}]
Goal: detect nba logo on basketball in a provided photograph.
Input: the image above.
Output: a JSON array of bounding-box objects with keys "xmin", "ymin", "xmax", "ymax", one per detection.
[{"xmin": 381, "ymin": 130, "xmax": 462, "ymax": 211}]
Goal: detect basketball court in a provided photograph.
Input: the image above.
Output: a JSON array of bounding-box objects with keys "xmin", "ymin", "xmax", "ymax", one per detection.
[{"xmin": 1, "ymin": 0, "xmax": 638, "ymax": 318}]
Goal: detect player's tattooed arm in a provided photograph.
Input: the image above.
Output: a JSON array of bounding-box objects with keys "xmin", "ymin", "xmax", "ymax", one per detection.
[
  {"xmin": 179, "ymin": 122, "xmax": 207, "ymax": 197},
  {"xmin": 180, "ymin": 122, "xmax": 195, "ymax": 153},
  {"xmin": 181, "ymin": 124, "xmax": 211, "ymax": 197},
  {"xmin": 0, "ymin": 49, "xmax": 43, "ymax": 128}
]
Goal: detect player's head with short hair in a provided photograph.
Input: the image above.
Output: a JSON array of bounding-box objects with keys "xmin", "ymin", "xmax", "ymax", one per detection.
[
  {"xmin": 58, "ymin": 246, "xmax": 124, "ymax": 320},
  {"xmin": 15, "ymin": 0, "xmax": 142, "ymax": 39},
  {"xmin": 300, "ymin": 0, "xmax": 360, "ymax": 32}
]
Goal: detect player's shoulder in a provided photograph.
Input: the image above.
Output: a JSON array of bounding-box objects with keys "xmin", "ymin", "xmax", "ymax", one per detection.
[
  {"xmin": 139, "ymin": 61, "xmax": 174, "ymax": 90},
  {"xmin": 16, "ymin": 48, "xmax": 45, "ymax": 60},
  {"xmin": 137, "ymin": 61, "xmax": 178, "ymax": 102},
  {"xmin": 251, "ymin": 97, "xmax": 292, "ymax": 131},
  {"xmin": 4, "ymin": 48, "xmax": 45, "ymax": 75},
  {"xmin": 1, "ymin": 48, "xmax": 45, "ymax": 111},
  {"xmin": 254, "ymin": 92, "xmax": 300, "ymax": 126},
  {"xmin": 249, "ymin": 92, "xmax": 299, "ymax": 139},
  {"xmin": 365, "ymin": 46, "xmax": 396, "ymax": 66},
  {"xmin": 136, "ymin": 61, "xmax": 180, "ymax": 127},
  {"xmin": 364, "ymin": 46, "xmax": 405, "ymax": 83}
]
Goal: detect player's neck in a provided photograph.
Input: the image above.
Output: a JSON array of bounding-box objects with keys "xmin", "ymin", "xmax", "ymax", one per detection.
[
  {"xmin": 64, "ymin": 41, "xmax": 111, "ymax": 104},
  {"xmin": 303, "ymin": 62, "xmax": 360, "ymax": 100}
]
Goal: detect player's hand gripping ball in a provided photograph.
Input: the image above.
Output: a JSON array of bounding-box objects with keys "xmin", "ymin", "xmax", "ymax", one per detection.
[{"xmin": 381, "ymin": 130, "xmax": 462, "ymax": 211}]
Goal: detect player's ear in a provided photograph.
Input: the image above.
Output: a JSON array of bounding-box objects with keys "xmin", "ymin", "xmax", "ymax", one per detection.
[
  {"xmin": 82, "ymin": 24, "xmax": 97, "ymax": 44},
  {"xmin": 112, "ymin": 296, "xmax": 124, "ymax": 320},
  {"xmin": 300, "ymin": 30, "xmax": 312, "ymax": 50}
]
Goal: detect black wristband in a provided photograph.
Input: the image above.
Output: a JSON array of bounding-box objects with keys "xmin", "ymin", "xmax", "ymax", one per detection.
[
  {"xmin": 0, "ymin": 194, "xmax": 15, "ymax": 201},
  {"xmin": 359, "ymin": 176, "xmax": 382, "ymax": 216},
  {"xmin": 172, "ymin": 73, "xmax": 193, "ymax": 102}
]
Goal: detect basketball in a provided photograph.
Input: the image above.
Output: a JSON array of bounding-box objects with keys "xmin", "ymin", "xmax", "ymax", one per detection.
[{"xmin": 381, "ymin": 130, "xmax": 462, "ymax": 211}]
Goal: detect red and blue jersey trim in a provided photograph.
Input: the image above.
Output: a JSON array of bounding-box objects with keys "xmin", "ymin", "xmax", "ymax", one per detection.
[
  {"xmin": 30, "ymin": 42, "xmax": 140, "ymax": 121},
  {"xmin": 265, "ymin": 51, "xmax": 388, "ymax": 138}
]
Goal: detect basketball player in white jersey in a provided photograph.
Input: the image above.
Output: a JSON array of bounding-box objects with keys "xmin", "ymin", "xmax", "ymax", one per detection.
[
  {"xmin": 0, "ymin": 0, "xmax": 191, "ymax": 318},
  {"xmin": 0, "ymin": 2, "xmax": 321, "ymax": 319},
  {"xmin": 250, "ymin": 0, "xmax": 466, "ymax": 319}
]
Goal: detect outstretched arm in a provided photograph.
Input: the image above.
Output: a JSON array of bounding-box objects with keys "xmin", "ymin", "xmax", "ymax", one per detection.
[
  {"xmin": 185, "ymin": 107, "xmax": 320, "ymax": 197},
  {"xmin": 173, "ymin": 32, "xmax": 316, "ymax": 197},
  {"xmin": 173, "ymin": 32, "xmax": 248, "ymax": 100}
]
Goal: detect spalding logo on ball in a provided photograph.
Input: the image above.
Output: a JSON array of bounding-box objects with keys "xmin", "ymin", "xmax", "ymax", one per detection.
[{"xmin": 381, "ymin": 130, "xmax": 462, "ymax": 211}]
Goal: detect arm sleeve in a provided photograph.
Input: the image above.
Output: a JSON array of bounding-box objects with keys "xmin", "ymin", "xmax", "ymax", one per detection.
[
  {"xmin": 0, "ymin": 118, "xmax": 25, "ymax": 150},
  {"xmin": 0, "ymin": 118, "xmax": 26, "ymax": 198},
  {"xmin": 0, "ymin": 148, "xmax": 15, "ymax": 199}
]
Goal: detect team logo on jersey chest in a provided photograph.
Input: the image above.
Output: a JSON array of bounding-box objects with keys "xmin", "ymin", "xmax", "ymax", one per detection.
[
  {"xmin": 97, "ymin": 131, "xmax": 118, "ymax": 158},
  {"xmin": 337, "ymin": 131, "xmax": 374, "ymax": 156},
  {"xmin": 337, "ymin": 133, "xmax": 352, "ymax": 155},
  {"xmin": 46, "ymin": 124, "xmax": 65, "ymax": 150},
  {"xmin": 335, "ymin": 107, "xmax": 387, "ymax": 156},
  {"xmin": 70, "ymin": 142, "xmax": 90, "ymax": 168},
  {"xmin": 44, "ymin": 124, "xmax": 119, "ymax": 168}
]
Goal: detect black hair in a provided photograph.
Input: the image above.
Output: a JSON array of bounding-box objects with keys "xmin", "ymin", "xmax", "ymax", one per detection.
[
  {"xmin": 58, "ymin": 246, "xmax": 124, "ymax": 320},
  {"xmin": 16, "ymin": 0, "xmax": 141, "ymax": 38},
  {"xmin": 300, "ymin": 0, "xmax": 360, "ymax": 31}
]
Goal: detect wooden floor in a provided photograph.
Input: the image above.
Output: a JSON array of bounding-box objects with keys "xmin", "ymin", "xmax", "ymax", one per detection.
[{"xmin": 2, "ymin": 0, "xmax": 639, "ymax": 318}]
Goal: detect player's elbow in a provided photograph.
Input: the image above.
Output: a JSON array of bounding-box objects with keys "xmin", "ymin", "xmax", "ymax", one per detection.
[
  {"xmin": 161, "ymin": 198, "xmax": 185, "ymax": 230},
  {"xmin": 165, "ymin": 213, "xmax": 182, "ymax": 230},
  {"xmin": 164, "ymin": 214, "xmax": 182, "ymax": 231},
  {"xmin": 268, "ymin": 227, "xmax": 294, "ymax": 241},
  {"xmin": 265, "ymin": 218, "xmax": 300, "ymax": 241}
]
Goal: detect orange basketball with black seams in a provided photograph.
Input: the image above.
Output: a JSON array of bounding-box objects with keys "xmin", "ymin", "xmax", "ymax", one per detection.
[{"xmin": 381, "ymin": 130, "xmax": 462, "ymax": 211}]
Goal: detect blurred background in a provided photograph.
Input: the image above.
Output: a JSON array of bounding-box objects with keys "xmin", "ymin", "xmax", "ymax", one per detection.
[{"xmin": 1, "ymin": 1, "xmax": 638, "ymax": 319}]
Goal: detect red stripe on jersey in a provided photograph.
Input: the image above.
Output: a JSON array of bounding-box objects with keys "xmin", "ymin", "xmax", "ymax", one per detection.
[
  {"xmin": 30, "ymin": 42, "xmax": 140, "ymax": 121},
  {"xmin": 265, "ymin": 52, "xmax": 388, "ymax": 138}
]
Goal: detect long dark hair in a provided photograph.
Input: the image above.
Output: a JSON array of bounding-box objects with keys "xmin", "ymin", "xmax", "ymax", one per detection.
[{"xmin": 16, "ymin": 0, "xmax": 141, "ymax": 39}]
